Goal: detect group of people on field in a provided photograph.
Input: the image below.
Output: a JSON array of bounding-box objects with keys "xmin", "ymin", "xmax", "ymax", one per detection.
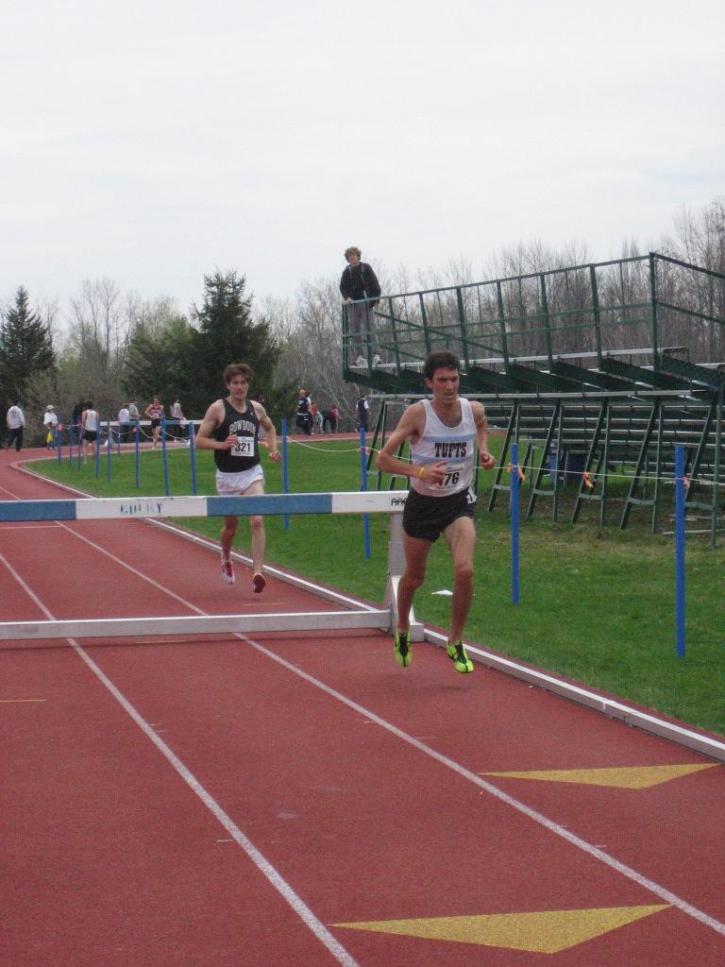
[
  {"xmin": 65, "ymin": 397, "xmax": 188, "ymax": 451},
  {"xmin": 294, "ymin": 389, "xmax": 345, "ymax": 436},
  {"xmin": 3, "ymin": 401, "xmax": 61, "ymax": 452}
]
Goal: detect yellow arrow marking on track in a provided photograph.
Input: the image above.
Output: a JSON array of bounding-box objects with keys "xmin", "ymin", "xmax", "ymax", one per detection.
[
  {"xmin": 334, "ymin": 904, "xmax": 670, "ymax": 953},
  {"xmin": 483, "ymin": 763, "xmax": 718, "ymax": 789}
]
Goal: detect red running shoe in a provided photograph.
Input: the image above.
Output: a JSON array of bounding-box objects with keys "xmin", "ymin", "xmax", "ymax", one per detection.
[{"xmin": 252, "ymin": 572, "xmax": 266, "ymax": 594}]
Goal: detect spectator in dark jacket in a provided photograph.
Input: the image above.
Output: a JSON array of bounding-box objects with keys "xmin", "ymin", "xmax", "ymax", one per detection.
[
  {"xmin": 340, "ymin": 246, "xmax": 381, "ymax": 365},
  {"xmin": 295, "ymin": 388, "xmax": 313, "ymax": 435},
  {"xmin": 356, "ymin": 394, "xmax": 370, "ymax": 432}
]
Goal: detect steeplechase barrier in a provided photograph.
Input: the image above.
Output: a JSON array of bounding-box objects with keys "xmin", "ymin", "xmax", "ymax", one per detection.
[
  {"xmin": 3, "ymin": 486, "xmax": 723, "ymax": 761},
  {"xmin": 0, "ymin": 491, "xmax": 422, "ymax": 643}
]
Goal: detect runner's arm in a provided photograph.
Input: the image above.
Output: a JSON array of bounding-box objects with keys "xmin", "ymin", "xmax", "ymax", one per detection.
[
  {"xmin": 194, "ymin": 401, "xmax": 233, "ymax": 451},
  {"xmin": 472, "ymin": 402, "xmax": 496, "ymax": 469},
  {"xmin": 253, "ymin": 402, "xmax": 280, "ymax": 462},
  {"xmin": 375, "ymin": 404, "xmax": 446, "ymax": 484}
]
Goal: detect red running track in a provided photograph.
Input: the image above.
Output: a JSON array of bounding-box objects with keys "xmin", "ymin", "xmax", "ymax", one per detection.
[{"xmin": 1, "ymin": 448, "xmax": 724, "ymax": 966}]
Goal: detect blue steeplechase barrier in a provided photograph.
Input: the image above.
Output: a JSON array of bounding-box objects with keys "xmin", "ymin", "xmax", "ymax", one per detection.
[
  {"xmin": 510, "ymin": 442, "xmax": 521, "ymax": 605},
  {"xmin": 189, "ymin": 420, "xmax": 198, "ymax": 495},
  {"xmin": 359, "ymin": 426, "xmax": 371, "ymax": 559},
  {"xmin": 161, "ymin": 418, "xmax": 170, "ymax": 496},
  {"xmin": 674, "ymin": 445, "xmax": 687, "ymax": 658},
  {"xmin": 281, "ymin": 418, "xmax": 290, "ymax": 531}
]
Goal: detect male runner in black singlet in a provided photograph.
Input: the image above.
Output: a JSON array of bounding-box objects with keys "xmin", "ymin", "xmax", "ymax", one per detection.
[{"xmin": 196, "ymin": 362, "xmax": 280, "ymax": 592}]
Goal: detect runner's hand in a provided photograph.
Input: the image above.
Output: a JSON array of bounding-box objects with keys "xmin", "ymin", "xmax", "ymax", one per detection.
[{"xmin": 421, "ymin": 461, "xmax": 447, "ymax": 484}]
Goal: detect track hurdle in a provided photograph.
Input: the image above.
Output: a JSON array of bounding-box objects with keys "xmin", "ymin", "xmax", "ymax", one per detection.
[{"xmin": 0, "ymin": 491, "xmax": 423, "ymax": 643}]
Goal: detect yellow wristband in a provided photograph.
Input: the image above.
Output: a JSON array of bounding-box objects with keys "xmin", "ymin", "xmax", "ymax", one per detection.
[{"xmin": 416, "ymin": 466, "xmax": 424, "ymax": 479}]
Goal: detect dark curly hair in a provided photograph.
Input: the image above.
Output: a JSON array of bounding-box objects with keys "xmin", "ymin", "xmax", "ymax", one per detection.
[{"xmin": 423, "ymin": 350, "xmax": 460, "ymax": 380}]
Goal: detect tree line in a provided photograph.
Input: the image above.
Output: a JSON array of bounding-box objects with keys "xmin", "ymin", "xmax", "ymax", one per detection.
[
  {"xmin": 2, "ymin": 197, "xmax": 723, "ymax": 445},
  {"xmin": 0, "ymin": 272, "xmax": 297, "ymax": 446}
]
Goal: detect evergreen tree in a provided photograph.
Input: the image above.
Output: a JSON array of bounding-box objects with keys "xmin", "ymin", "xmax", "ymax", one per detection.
[
  {"xmin": 0, "ymin": 287, "xmax": 56, "ymax": 415},
  {"xmin": 184, "ymin": 271, "xmax": 290, "ymax": 418},
  {"xmin": 122, "ymin": 314, "xmax": 193, "ymax": 407}
]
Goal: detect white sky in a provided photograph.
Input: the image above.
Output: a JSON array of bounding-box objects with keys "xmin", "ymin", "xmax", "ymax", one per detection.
[{"xmin": 2, "ymin": 0, "xmax": 723, "ymax": 318}]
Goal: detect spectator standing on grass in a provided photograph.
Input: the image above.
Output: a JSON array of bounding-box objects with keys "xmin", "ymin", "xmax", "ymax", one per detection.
[
  {"xmin": 81, "ymin": 401, "xmax": 99, "ymax": 459},
  {"xmin": 356, "ymin": 393, "xmax": 369, "ymax": 432},
  {"xmin": 340, "ymin": 246, "xmax": 381, "ymax": 364},
  {"xmin": 118, "ymin": 404, "xmax": 130, "ymax": 444},
  {"xmin": 71, "ymin": 399, "xmax": 84, "ymax": 445},
  {"xmin": 295, "ymin": 388, "xmax": 313, "ymax": 436},
  {"xmin": 170, "ymin": 397, "xmax": 186, "ymax": 441},
  {"xmin": 43, "ymin": 405, "xmax": 58, "ymax": 449},
  {"xmin": 6, "ymin": 401, "xmax": 26, "ymax": 452},
  {"xmin": 128, "ymin": 401, "xmax": 140, "ymax": 441}
]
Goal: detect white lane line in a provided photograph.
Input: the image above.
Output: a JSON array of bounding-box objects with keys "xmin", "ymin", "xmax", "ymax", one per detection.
[
  {"xmin": 3, "ymin": 488, "xmax": 724, "ymax": 939},
  {"xmin": 45, "ymin": 527, "xmax": 725, "ymax": 938},
  {"xmin": 235, "ymin": 635, "xmax": 725, "ymax": 939},
  {"xmin": 0, "ymin": 551, "xmax": 359, "ymax": 967}
]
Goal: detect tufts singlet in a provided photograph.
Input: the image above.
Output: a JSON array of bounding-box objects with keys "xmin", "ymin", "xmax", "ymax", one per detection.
[
  {"xmin": 410, "ymin": 398, "xmax": 477, "ymax": 497},
  {"xmin": 213, "ymin": 399, "xmax": 261, "ymax": 473}
]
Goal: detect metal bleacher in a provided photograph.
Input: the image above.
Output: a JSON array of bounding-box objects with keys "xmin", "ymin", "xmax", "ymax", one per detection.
[{"xmin": 342, "ymin": 252, "xmax": 724, "ymax": 539}]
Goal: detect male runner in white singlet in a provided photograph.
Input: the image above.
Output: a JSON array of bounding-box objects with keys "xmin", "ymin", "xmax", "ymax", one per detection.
[
  {"xmin": 196, "ymin": 362, "xmax": 280, "ymax": 593},
  {"xmin": 376, "ymin": 350, "xmax": 496, "ymax": 672}
]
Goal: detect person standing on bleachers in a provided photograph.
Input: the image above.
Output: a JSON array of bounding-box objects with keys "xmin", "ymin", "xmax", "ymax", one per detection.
[{"xmin": 340, "ymin": 246, "xmax": 381, "ymax": 365}]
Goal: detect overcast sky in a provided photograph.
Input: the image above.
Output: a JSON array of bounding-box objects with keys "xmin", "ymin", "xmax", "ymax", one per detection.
[{"xmin": 2, "ymin": 0, "xmax": 723, "ymax": 320}]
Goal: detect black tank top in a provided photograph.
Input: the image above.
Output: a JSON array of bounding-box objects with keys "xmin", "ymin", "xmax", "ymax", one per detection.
[{"xmin": 213, "ymin": 399, "xmax": 261, "ymax": 473}]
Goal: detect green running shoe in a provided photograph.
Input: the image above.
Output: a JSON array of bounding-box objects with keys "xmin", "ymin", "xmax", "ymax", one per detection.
[
  {"xmin": 394, "ymin": 629, "xmax": 412, "ymax": 668},
  {"xmin": 447, "ymin": 641, "xmax": 473, "ymax": 674}
]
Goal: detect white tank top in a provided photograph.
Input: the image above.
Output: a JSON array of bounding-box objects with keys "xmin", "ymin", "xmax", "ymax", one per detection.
[{"xmin": 411, "ymin": 398, "xmax": 477, "ymax": 497}]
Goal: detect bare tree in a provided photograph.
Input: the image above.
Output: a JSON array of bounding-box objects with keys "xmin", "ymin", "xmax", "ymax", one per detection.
[
  {"xmin": 66, "ymin": 278, "xmax": 126, "ymax": 387},
  {"xmin": 260, "ymin": 280, "xmax": 361, "ymax": 428}
]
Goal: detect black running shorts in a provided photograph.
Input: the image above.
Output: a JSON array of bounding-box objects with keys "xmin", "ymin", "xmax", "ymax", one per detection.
[{"xmin": 402, "ymin": 487, "xmax": 476, "ymax": 542}]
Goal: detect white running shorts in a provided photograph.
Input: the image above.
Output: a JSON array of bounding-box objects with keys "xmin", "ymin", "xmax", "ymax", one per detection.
[{"xmin": 215, "ymin": 465, "xmax": 264, "ymax": 496}]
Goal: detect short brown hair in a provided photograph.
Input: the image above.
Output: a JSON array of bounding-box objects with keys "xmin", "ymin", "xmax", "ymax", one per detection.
[
  {"xmin": 223, "ymin": 362, "xmax": 253, "ymax": 385},
  {"xmin": 423, "ymin": 350, "xmax": 460, "ymax": 380},
  {"xmin": 344, "ymin": 246, "xmax": 361, "ymax": 260}
]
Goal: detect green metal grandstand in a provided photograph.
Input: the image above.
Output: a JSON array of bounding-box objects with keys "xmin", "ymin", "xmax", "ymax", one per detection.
[{"xmin": 342, "ymin": 252, "xmax": 724, "ymax": 540}]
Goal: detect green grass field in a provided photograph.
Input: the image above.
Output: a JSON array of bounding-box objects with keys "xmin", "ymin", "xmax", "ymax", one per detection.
[{"xmin": 32, "ymin": 439, "xmax": 724, "ymax": 736}]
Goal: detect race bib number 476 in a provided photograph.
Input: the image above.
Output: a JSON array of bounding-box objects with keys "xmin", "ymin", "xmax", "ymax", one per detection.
[{"xmin": 232, "ymin": 436, "xmax": 256, "ymax": 458}]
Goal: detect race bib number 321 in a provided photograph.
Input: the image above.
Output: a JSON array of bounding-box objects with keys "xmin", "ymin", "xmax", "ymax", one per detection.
[{"xmin": 232, "ymin": 437, "xmax": 256, "ymax": 458}]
